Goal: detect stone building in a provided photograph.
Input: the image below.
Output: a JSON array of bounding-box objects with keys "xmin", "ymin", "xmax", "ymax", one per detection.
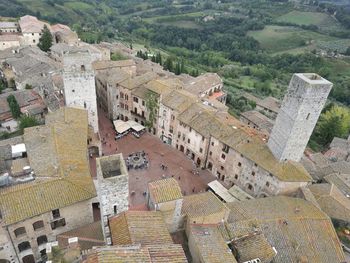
[
  {"xmin": 184, "ymin": 73, "xmax": 226, "ymax": 104},
  {"xmin": 18, "ymin": 16, "xmax": 50, "ymax": 46},
  {"xmin": 268, "ymin": 73, "xmax": 333, "ymax": 162},
  {"xmin": 0, "ymin": 90, "xmax": 46, "ymax": 132},
  {"xmin": 147, "ymin": 178, "xmax": 183, "ymax": 233},
  {"xmin": 240, "ymin": 110, "xmax": 274, "ymax": 135},
  {"xmin": 95, "ymin": 153, "xmax": 129, "ymax": 244},
  {"xmin": 255, "ymin": 96, "xmax": 280, "ymax": 119},
  {"xmin": 0, "ymin": 22, "xmax": 19, "ymax": 33},
  {"xmin": 0, "ymin": 35, "xmax": 20, "ymax": 51},
  {"xmin": 63, "ymin": 50, "xmax": 99, "ymax": 133},
  {"xmin": 0, "ymin": 108, "xmax": 97, "ymax": 263}
]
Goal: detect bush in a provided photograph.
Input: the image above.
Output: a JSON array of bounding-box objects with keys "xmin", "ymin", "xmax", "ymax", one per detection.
[{"xmin": 7, "ymin": 95, "xmax": 21, "ymax": 119}]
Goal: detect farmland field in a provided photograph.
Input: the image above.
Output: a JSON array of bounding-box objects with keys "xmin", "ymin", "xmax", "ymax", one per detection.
[
  {"xmin": 248, "ymin": 25, "xmax": 337, "ymax": 53},
  {"xmin": 275, "ymin": 11, "xmax": 343, "ymax": 32}
]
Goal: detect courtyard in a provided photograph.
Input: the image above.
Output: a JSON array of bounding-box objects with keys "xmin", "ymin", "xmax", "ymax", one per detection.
[{"xmin": 94, "ymin": 109, "xmax": 216, "ymax": 209}]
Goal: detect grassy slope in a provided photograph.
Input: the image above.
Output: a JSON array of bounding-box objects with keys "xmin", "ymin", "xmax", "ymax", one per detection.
[{"xmin": 248, "ymin": 25, "xmax": 337, "ymax": 53}]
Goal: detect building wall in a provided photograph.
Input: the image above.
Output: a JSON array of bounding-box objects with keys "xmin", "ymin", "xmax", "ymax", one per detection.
[
  {"xmin": 175, "ymin": 121, "xmax": 208, "ymax": 168},
  {"xmin": 118, "ymin": 86, "xmax": 132, "ymax": 121},
  {"xmin": 157, "ymin": 104, "xmax": 174, "ymax": 144},
  {"xmin": 0, "ymin": 227, "xmax": 18, "ymax": 263},
  {"xmin": 0, "ymin": 40, "xmax": 20, "ymax": 51},
  {"xmin": 131, "ymin": 95, "xmax": 147, "ymax": 125},
  {"xmin": 206, "ymin": 136, "xmax": 306, "ymax": 197},
  {"xmin": 96, "ymin": 154, "xmax": 129, "ymax": 244},
  {"xmin": 1, "ymin": 199, "xmax": 94, "ymax": 263},
  {"xmin": 20, "ymin": 33, "xmax": 41, "ymax": 46},
  {"xmin": 268, "ymin": 74, "xmax": 332, "ymax": 162},
  {"xmin": 63, "ymin": 51, "xmax": 99, "ymax": 133}
]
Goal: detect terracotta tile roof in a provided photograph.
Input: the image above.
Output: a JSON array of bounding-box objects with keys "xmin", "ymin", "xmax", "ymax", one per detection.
[
  {"xmin": 147, "ymin": 244, "xmax": 187, "ymax": 263},
  {"xmin": 109, "ymin": 211, "xmax": 173, "ymax": 246},
  {"xmin": 120, "ymin": 72, "xmax": 157, "ymax": 90},
  {"xmin": 308, "ymin": 183, "xmax": 350, "ymax": 222},
  {"xmin": 57, "ymin": 221, "xmax": 105, "ymax": 251},
  {"xmin": 19, "ymin": 15, "xmax": 50, "ymax": 33},
  {"xmin": 145, "ymin": 79, "xmax": 173, "ymax": 96},
  {"xmin": 0, "ymin": 90, "xmax": 43, "ymax": 121},
  {"xmin": 148, "ymin": 178, "xmax": 183, "ymax": 204},
  {"xmin": 240, "ymin": 110, "xmax": 274, "ymax": 132},
  {"xmin": 189, "ymin": 224, "xmax": 237, "ymax": 263},
  {"xmin": 85, "ymin": 245, "xmax": 152, "ymax": 263},
  {"xmin": 161, "ymin": 89, "xmax": 196, "ymax": 113},
  {"xmin": 93, "ymin": 60, "xmax": 135, "ymax": 71},
  {"xmin": 256, "ymin": 96, "xmax": 280, "ymax": 113},
  {"xmin": 181, "ymin": 192, "xmax": 228, "ymax": 219},
  {"xmin": 324, "ymin": 173, "xmax": 350, "ymax": 197},
  {"xmin": 84, "ymin": 244, "xmax": 188, "ymax": 263},
  {"xmin": 184, "ymin": 73, "xmax": 222, "ymax": 95},
  {"xmin": 227, "ymin": 196, "xmax": 345, "ymax": 263},
  {"xmin": 0, "ymin": 34, "xmax": 20, "ymax": 42},
  {"xmin": 0, "ymin": 107, "xmax": 96, "ymax": 225}
]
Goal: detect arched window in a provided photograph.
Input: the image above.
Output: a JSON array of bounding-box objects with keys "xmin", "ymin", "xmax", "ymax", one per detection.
[
  {"xmin": 18, "ymin": 241, "xmax": 31, "ymax": 252},
  {"xmin": 37, "ymin": 235, "xmax": 48, "ymax": 246},
  {"xmin": 14, "ymin": 227, "xmax": 26, "ymax": 237},
  {"xmin": 33, "ymin": 220, "xmax": 44, "ymax": 231}
]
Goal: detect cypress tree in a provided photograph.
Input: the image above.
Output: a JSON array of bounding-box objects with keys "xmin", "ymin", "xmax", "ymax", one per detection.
[{"xmin": 38, "ymin": 25, "xmax": 53, "ymax": 52}]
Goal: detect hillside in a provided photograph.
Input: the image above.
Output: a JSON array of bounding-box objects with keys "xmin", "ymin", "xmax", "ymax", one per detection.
[{"xmin": 1, "ymin": 0, "xmax": 350, "ymax": 109}]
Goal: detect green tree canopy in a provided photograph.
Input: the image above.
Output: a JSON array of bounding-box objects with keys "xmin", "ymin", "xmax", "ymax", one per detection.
[
  {"xmin": 7, "ymin": 95, "xmax": 21, "ymax": 119},
  {"xmin": 18, "ymin": 115, "xmax": 39, "ymax": 131},
  {"xmin": 313, "ymin": 105, "xmax": 350, "ymax": 147},
  {"xmin": 38, "ymin": 25, "xmax": 53, "ymax": 52}
]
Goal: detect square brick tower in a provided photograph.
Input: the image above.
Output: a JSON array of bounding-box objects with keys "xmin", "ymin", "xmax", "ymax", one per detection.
[
  {"xmin": 63, "ymin": 50, "xmax": 99, "ymax": 133},
  {"xmin": 268, "ymin": 73, "xmax": 332, "ymax": 162}
]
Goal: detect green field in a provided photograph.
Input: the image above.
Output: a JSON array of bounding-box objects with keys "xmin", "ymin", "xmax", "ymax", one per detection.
[
  {"xmin": 161, "ymin": 20, "xmax": 201, "ymax": 29},
  {"xmin": 64, "ymin": 1, "xmax": 94, "ymax": 11},
  {"xmin": 248, "ymin": 25, "xmax": 337, "ymax": 53},
  {"xmin": 275, "ymin": 11, "xmax": 343, "ymax": 32}
]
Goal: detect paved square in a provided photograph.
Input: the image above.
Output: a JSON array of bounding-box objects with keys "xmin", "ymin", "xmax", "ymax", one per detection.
[{"xmin": 94, "ymin": 109, "xmax": 216, "ymax": 209}]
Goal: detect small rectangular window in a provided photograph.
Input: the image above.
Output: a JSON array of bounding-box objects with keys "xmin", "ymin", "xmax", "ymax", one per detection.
[{"xmin": 52, "ymin": 209, "xmax": 60, "ymax": 219}]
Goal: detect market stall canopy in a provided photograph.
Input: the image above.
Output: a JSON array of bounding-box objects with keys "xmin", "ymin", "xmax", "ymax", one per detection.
[
  {"xmin": 208, "ymin": 180, "xmax": 237, "ymax": 203},
  {"xmin": 113, "ymin": 120, "xmax": 130, "ymax": 134},
  {"xmin": 127, "ymin": 120, "xmax": 145, "ymax": 132}
]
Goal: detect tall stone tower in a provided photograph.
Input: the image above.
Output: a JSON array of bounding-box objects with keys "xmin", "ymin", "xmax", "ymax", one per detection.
[
  {"xmin": 268, "ymin": 73, "xmax": 332, "ymax": 162},
  {"xmin": 63, "ymin": 50, "xmax": 99, "ymax": 133}
]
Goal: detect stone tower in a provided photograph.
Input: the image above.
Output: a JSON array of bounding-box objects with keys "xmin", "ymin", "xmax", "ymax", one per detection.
[
  {"xmin": 268, "ymin": 73, "xmax": 332, "ymax": 162},
  {"xmin": 63, "ymin": 50, "xmax": 99, "ymax": 133}
]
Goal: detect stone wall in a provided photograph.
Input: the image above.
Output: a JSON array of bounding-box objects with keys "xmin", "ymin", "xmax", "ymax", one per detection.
[
  {"xmin": 268, "ymin": 73, "xmax": 332, "ymax": 162},
  {"xmin": 96, "ymin": 154, "xmax": 129, "ymax": 244},
  {"xmin": 0, "ymin": 199, "xmax": 94, "ymax": 263},
  {"xmin": 63, "ymin": 51, "xmax": 99, "ymax": 133}
]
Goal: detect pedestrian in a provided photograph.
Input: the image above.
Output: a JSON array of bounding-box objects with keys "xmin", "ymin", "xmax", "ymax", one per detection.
[
  {"xmin": 178, "ymin": 176, "xmax": 181, "ymax": 180},
  {"xmin": 192, "ymin": 187, "xmax": 195, "ymax": 193}
]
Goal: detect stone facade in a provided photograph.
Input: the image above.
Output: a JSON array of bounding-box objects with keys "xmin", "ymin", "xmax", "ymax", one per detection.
[
  {"xmin": 0, "ymin": 199, "xmax": 94, "ymax": 263},
  {"xmin": 63, "ymin": 50, "xmax": 99, "ymax": 133},
  {"xmin": 206, "ymin": 136, "xmax": 307, "ymax": 197},
  {"xmin": 268, "ymin": 73, "xmax": 332, "ymax": 162},
  {"xmin": 95, "ymin": 154, "xmax": 129, "ymax": 244}
]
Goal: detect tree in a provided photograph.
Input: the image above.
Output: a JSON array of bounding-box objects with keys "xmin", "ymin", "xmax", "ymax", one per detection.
[
  {"xmin": 345, "ymin": 47, "xmax": 350, "ymax": 56},
  {"xmin": 0, "ymin": 81, "xmax": 4, "ymax": 93},
  {"xmin": 313, "ymin": 105, "xmax": 350, "ymax": 147},
  {"xmin": 175, "ymin": 61, "xmax": 181, "ymax": 75},
  {"xmin": 38, "ymin": 25, "xmax": 53, "ymax": 52},
  {"xmin": 7, "ymin": 95, "xmax": 21, "ymax": 119},
  {"xmin": 18, "ymin": 115, "xmax": 39, "ymax": 131},
  {"xmin": 163, "ymin": 57, "xmax": 173, "ymax": 72}
]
